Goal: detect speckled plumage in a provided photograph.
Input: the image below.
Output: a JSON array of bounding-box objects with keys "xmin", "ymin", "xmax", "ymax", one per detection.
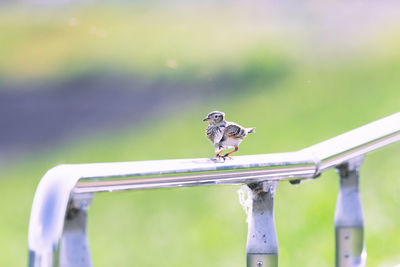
[{"xmin": 203, "ymin": 111, "xmax": 255, "ymax": 158}]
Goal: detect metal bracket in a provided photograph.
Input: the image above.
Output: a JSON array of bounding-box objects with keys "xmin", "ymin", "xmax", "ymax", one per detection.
[
  {"xmin": 334, "ymin": 156, "xmax": 366, "ymax": 267},
  {"xmin": 244, "ymin": 181, "xmax": 279, "ymax": 267}
]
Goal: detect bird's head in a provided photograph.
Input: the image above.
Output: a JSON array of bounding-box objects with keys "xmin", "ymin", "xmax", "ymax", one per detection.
[{"xmin": 203, "ymin": 111, "xmax": 225, "ymax": 125}]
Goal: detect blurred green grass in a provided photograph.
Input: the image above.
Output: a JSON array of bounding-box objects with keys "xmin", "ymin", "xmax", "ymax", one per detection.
[
  {"xmin": 1, "ymin": 3, "xmax": 400, "ymax": 267},
  {"xmin": 0, "ymin": 4, "xmax": 288, "ymax": 84}
]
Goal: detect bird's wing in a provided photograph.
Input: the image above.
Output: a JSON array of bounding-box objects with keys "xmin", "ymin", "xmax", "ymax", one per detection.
[
  {"xmin": 206, "ymin": 125, "xmax": 225, "ymax": 145},
  {"xmin": 225, "ymin": 123, "xmax": 246, "ymax": 139}
]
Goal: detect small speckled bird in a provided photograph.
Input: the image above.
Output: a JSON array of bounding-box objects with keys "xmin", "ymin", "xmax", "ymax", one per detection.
[{"xmin": 203, "ymin": 111, "xmax": 255, "ymax": 159}]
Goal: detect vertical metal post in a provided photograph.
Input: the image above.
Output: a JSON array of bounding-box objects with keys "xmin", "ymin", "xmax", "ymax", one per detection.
[
  {"xmin": 334, "ymin": 157, "xmax": 366, "ymax": 267},
  {"xmin": 59, "ymin": 194, "xmax": 93, "ymax": 267},
  {"xmin": 245, "ymin": 181, "xmax": 279, "ymax": 267}
]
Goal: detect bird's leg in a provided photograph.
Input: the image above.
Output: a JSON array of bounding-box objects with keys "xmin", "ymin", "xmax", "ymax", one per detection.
[
  {"xmin": 216, "ymin": 150, "xmax": 225, "ymax": 158},
  {"xmin": 223, "ymin": 147, "xmax": 238, "ymax": 160},
  {"xmin": 216, "ymin": 147, "xmax": 225, "ymax": 159}
]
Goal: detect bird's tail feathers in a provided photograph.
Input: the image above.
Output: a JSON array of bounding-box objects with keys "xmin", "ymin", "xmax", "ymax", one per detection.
[{"xmin": 247, "ymin": 128, "xmax": 256, "ymax": 134}]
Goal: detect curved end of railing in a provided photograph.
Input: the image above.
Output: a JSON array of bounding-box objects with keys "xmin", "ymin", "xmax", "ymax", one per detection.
[{"xmin": 28, "ymin": 164, "xmax": 81, "ymax": 267}]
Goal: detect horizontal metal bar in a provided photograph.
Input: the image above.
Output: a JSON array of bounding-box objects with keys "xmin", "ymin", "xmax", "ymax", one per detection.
[
  {"xmin": 73, "ymin": 153, "xmax": 315, "ymax": 194},
  {"xmin": 72, "ymin": 112, "xmax": 400, "ymax": 193},
  {"xmin": 302, "ymin": 113, "xmax": 400, "ymax": 172}
]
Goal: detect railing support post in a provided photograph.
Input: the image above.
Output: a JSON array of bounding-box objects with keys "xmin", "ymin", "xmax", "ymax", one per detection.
[
  {"xmin": 244, "ymin": 181, "xmax": 279, "ymax": 267},
  {"xmin": 59, "ymin": 193, "xmax": 93, "ymax": 267},
  {"xmin": 334, "ymin": 157, "xmax": 366, "ymax": 267}
]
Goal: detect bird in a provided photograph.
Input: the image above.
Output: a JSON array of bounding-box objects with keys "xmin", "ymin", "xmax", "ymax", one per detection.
[{"xmin": 203, "ymin": 111, "xmax": 255, "ymax": 159}]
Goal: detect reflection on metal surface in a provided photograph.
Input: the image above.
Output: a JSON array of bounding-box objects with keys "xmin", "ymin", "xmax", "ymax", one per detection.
[
  {"xmin": 247, "ymin": 254, "xmax": 278, "ymax": 267},
  {"xmin": 74, "ymin": 164, "xmax": 314, "ymax": 194},
  {"xmin": 336, "ymin": 227, "xmax": 365, "ymax": 267}
]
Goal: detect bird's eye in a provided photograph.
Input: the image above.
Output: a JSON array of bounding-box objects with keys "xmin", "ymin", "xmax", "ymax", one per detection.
[{"xmin": 214, "ymin": 115, "xmax": 218, "ymax": 118}]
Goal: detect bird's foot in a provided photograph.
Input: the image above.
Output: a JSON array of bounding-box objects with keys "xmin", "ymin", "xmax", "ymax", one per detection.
[
  {"xmin": 215, "ymin": 154, "xmax": 226, "ymax": 161},
  {"xmin": 223, "ymin": 154, "xmax": 233, "ymax": 160}
]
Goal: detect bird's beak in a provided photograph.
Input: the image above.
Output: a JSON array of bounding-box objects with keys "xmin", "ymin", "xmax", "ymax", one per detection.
[{"xmin": 203, "ymin": 117, "xmax": 209, "ymax": 121}]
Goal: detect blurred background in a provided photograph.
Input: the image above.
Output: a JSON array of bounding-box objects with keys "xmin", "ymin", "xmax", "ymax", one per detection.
[{"xmin": 0, "ymin": 0, "xmax": 400, "ymax": 266}]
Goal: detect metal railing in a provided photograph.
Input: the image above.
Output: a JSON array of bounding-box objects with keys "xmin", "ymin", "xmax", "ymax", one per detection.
[{"xmin": 28, "ymin": 112, "xmax": 400, "ymax": 267}]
